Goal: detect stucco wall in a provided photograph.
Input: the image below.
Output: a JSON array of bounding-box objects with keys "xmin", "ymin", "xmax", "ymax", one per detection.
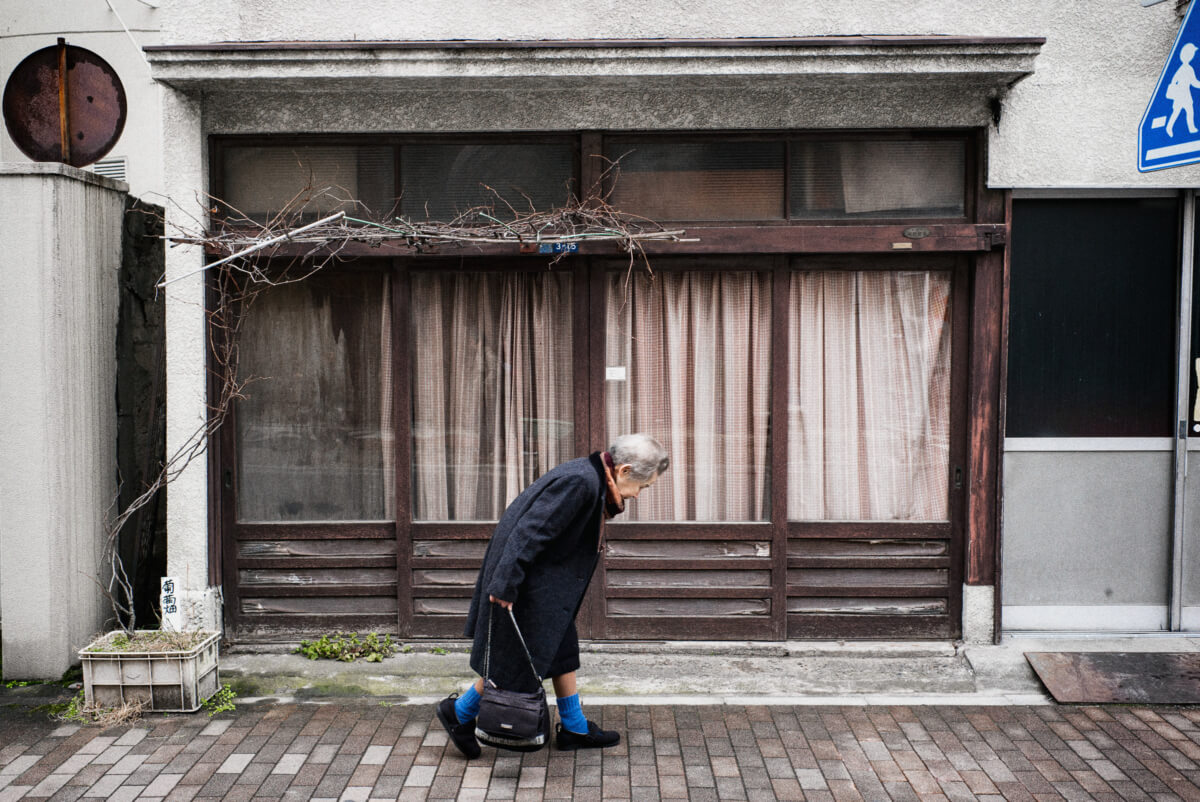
[
  {"xmin": 0, "ymin": 165, "xmax": 125, "ymax": 678},
  {"xmin": 155, "ymin": 0, "xmax": 1200, "ymax": 189},
  {"xmin": 0, "ymin": 0, "xmax": 163, "ymax": 198},
  {"xmin": 161, "ymin": 87, "xmax": 218, "ymax": 631}
]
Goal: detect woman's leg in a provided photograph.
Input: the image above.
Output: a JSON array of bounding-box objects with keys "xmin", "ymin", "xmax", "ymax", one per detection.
[
  {"xmin": 551, "ymin": 672, "xmax": 576, "ymax": 698},
  {"xmin": 452, "ymin": 677, "xmax": 485, "ymax": 725}
]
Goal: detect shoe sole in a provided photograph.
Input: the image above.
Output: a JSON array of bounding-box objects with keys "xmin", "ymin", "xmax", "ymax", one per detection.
[{"xmin": 555, "ymin": 738, "xmax": 620, "ymax": 751}]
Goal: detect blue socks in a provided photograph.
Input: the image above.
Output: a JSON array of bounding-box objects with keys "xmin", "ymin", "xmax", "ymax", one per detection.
[
  {"xmin": 557, "ymin": 693, "xmax": 587, "ymax": 734},
  {"xmin": 457, "ymin": 685, "xmax": 588, "ymax": 733},
  {"xmin": 454, "ymin": 684, "xmax": 481, "ymax": 724}
]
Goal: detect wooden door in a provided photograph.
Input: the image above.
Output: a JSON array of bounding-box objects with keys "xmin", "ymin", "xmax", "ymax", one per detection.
[
  {"xmin": 784, "ymin": 260, "xmax": 968, "ymax": 639},
  {"xmin": 219, "ymin": 267, "xmax": 401, "ymax": 638}
]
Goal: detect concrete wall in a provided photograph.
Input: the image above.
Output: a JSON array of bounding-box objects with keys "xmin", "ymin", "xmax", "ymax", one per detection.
[
  {"xmin": 155, "ymin": 0, "xmax": 1200, "ymax": 189},
  {"xmin": 0, "ymin": 165, "xmax": 125, "ymax": 678},
  {"xmin": 160, "ymin": 87, "xmax": 218, "ymax": 631},
  {"xmin": 1001, "ymin": 445, "xmax": 1174, "ymax": 631},
  {"xmin": 0, "ymin": 0, "xmax": 162, "ymax": 198}
]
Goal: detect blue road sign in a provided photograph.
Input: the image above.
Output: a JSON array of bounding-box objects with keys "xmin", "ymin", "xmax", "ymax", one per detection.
[{"xmin": 1141, "ymin": 1, "xmax": 1200, "ymax": 171}]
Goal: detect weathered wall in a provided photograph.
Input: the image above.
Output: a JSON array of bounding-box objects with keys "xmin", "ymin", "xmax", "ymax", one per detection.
[
  {"xmin": 161, "ymin": 87, "xmax": 218, "ymax": 631},
  {"xmin": 0, "ymin": 165, "xmax": 125, "ymax": 678},
  {"xmin": 156, "ymin": 0, "xmax": 1200, "ymax": 189},
  {"xmin": 0, "ymin": 0, "xmax": 163, "ymax": 198}
]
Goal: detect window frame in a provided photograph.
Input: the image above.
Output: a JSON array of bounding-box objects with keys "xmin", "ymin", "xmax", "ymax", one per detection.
[{"xmin": 207, "ymin": 129, "xmax": 993, "ymax": 640}]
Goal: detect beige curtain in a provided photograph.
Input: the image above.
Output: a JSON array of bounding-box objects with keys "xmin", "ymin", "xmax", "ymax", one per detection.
[
  {"xmin": 236, "ymin": 272, "xmax": 394, "ymax": 522},
  {"xmin": 606, "ymin": 270, "xmax": 772, "ymax": 522},
  {"xmin": 411, "ymin": 271, "xmax": 573, "ymax": 521},
  {"xmin": 788, "ymin": 270, "xmax": 951, "ymax": 521}
]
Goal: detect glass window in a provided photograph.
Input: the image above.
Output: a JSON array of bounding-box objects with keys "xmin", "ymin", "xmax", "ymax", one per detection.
[
  {"xmin": 605, "ymin": 141, "xmax": 785, "ymax": 221},
  {"xmin": 789, "ymin": 139, "xmax": 965, "ymax": 219},
  {"xmin": 605, "ymin": 267, "xmax": 772, "ymax": 521},
  {"xmin": 399, "ymin": 143, "xmax": 575, "ymax": 220},
  {"xmin": 220, "ymin": 145, "xmax": 395, "ymax": 221},
  {"xmin": 1008, "ymin": 198, "xmax": 1178, "ymax": 437},
  {"xmin": 236, "ymin": 271, "xmax": 394, "ymax": 522},
  {"xmin": 410, "ymin": 271, "xmax": 574, "ymax": 521},
  {"xmin": 788, "ymin": 269, "xmax": 952, "ymax": 521}
]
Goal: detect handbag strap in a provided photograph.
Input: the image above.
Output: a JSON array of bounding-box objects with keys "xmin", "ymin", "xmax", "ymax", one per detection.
[{"xmin": 484, "ymin": 602, "xmax": 544, "ymax": 685}]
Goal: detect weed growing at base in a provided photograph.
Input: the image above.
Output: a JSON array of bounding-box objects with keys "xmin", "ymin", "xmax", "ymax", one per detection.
[
  {"xmin": 203, "ymin": 683, "xmax": 237, "ymax": 716},
  {"xmin": 296, "ymin": 633, "xmax": 398, "ymax": 663}
]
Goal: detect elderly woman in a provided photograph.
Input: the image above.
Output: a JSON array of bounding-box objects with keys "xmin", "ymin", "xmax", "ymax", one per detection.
[{"xmin": 437, "ymin": 433, "xmax": 669, "ymax": 758}]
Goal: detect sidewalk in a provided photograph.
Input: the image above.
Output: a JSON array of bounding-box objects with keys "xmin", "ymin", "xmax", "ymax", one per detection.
[
  {"xmin": 1, "ymin": 635, "xmax": 1199, "ymax": 800},
  {"xmin": 1, "ymin": 698, "xmax": 1199, "ymax": 801}
]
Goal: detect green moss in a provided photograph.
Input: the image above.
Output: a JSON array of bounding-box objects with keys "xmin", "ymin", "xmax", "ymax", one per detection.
[{"xmin": 295, "ymin": 681, "xmax": 373, "ymax": 698}]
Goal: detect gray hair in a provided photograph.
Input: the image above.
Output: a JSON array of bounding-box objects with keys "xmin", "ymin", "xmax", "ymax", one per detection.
[{"xmin": 609, "ymin": 433, "xmax": 670, "ymax": 482}]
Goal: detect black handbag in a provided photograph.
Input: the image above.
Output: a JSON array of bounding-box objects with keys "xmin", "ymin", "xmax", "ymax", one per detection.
[{"xmin": 474, "ymin": 603, "xmax": 550, "ymax": 752}]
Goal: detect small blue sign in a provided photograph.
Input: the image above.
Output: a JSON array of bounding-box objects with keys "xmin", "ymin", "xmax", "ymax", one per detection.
[
  {"xmin": 1141, "ymin": 1, "xmax": 1200, "ymax": 171},
  {"xmin": 538, "ymin": 242, "xmax": 579, "ymax": 254}
]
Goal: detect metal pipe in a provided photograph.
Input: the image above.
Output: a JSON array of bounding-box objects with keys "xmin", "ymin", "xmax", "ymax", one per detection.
[
  {"xmin": 57, "ymin": 38, "xmax": 70, "ymax": 164},
  {"xmin": 157, "ymin": 211, "xmax": 346, "ymax": 288},
  {"xmin": 1170, "ymin": 190, "xmax": 1195, "ymax": 631}
]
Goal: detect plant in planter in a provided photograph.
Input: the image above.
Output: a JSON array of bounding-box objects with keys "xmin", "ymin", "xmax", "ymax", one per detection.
[{"xmin": 79, "ymin": 628, "xmax": 220, "ymax": 713}]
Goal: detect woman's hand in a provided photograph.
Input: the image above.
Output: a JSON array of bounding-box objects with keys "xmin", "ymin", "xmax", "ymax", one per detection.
[{"xmin": 489, "ymin": 595, "xmax": 513, "ymax": 610}]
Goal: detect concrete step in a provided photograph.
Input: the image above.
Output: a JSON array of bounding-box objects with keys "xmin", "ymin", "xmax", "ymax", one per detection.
[{"xmin": 218, "ymin": 638, "xmax": 1052, "ymax": 705}]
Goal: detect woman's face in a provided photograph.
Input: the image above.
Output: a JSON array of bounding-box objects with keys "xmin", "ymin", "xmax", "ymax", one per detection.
[{"xmin": 614, "ymin": 465, "xmax": 657, "ymax": 501}]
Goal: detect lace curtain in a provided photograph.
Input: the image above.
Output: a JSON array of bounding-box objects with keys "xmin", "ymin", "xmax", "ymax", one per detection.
[
  {"xmin": 410, "ymin": 271, "xmax": 574, "ymax": 521},
  {"xmin": 606, "ymin": 270, "xmax": 773, "ymax": 522},
  {"xmin": 788, "ymin": 270, "xmax": 952, "ymax": 521}
]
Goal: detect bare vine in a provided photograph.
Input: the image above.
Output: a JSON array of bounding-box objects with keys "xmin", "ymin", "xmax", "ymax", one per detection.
[{"xmin": 102, "ymin": 171, "xmax": 685, "ymax": 634}]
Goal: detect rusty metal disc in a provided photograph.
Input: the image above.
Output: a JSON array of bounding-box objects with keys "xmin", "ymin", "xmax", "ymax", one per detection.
[{"xmin": 3, "ymin": 40, "xmax": 127, "ymax": 168}]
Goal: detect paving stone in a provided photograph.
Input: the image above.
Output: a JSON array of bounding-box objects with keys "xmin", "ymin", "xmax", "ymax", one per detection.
[
  {"xmin": 198, "ymin": 771, "xmax": 239, "ymax": 797},
  {"xmin": 218, "ymin": 753, "xmax": 255, "ymax": 774},
  {"xmin": 361, "ymin": 745, "xmax": 392, "ymax": 765},
  {"xmin": 2, "ymin": 702, "xmax": 1200, "ymax": 802},
  {"xmin": 271, "ymin": 753, "xmax": 306, "ymax": 774},
  {"xmin": 114, "ymin": 729, "xmax": 148, "ymax": 747},
  {"xmin": 105, "ymin": 786, "xmax": 145, "ymax": 802}
]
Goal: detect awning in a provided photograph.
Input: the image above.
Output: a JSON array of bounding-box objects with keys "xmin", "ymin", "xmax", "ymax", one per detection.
[{"xmin": 144, "ymin": 36, "xmax": 1044, "ymax": 95}]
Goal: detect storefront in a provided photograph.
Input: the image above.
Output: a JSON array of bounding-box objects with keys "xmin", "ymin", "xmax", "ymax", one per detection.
[
  {"xmin": 142, "ymin": 4, "xmax": 1200, "ymax": 644},
  {"xmin": 199, "ymin": 129, "xmax": 999, "ymax": 641}
]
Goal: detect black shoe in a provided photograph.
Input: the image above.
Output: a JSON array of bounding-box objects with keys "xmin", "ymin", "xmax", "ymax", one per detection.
[
  {"xmin": 436, "ymin": 694, "xmax": 481, "ymax": 759},
  {"xmin": 555, "ymin": 721, "xmax": 621, "ymax": 750}
]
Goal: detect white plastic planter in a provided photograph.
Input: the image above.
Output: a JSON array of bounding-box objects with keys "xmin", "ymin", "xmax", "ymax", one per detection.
[{"xmin": 79, "ymin": 631, "xmax": 220, "ymax": 712}]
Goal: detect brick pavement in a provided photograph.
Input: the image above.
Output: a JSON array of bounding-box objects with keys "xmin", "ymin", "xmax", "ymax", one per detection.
[{"xmin": 0, "ymin": 702, "xmax": 1198, "ymax": 801}]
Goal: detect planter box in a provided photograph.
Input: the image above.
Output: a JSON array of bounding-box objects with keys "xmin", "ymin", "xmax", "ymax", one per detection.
[{"xmin": 79, "ymin": 631, "xmax": 220, "ymax": 712}]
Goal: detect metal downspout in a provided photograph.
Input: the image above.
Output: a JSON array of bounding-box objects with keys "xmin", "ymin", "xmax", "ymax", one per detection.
[{"xmin": 1171, "ymin": 190, "xmax": 1195, "ymax": 631}]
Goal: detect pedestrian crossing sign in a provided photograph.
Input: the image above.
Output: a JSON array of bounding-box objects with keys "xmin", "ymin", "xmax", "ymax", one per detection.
[{"xmin": 1141, "ymin": 1, "xmax": 1200, "ymax": 171}]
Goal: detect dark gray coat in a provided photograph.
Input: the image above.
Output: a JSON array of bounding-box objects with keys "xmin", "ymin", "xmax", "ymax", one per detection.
[{"xmin": 465, "ymin": 453, "xmax": 606, "ymax": 692}]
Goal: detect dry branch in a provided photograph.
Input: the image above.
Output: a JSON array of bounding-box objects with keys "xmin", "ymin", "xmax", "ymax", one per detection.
[{"xmin": 103, "ymin": 176, "xmax": 686, "ymax": 633}]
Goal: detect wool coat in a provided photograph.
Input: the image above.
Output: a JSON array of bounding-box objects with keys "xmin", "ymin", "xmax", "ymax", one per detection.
[{"xmin": 465, "ymin": 453, "xmax": 607, "ymax": 693}]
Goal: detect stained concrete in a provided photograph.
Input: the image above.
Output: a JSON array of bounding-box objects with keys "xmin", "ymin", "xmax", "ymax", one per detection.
[{"xmin": 218, "ymin": 637, "xmax": 1057, "ymax": 704}]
